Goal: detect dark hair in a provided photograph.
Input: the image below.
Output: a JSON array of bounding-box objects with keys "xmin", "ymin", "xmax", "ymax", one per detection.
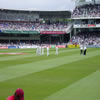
[{"xmin": 14, "ymin": 93, "xmax": 21, "ymax": 100}]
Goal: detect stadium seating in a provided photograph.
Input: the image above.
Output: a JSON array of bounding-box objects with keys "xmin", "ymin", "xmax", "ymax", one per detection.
[
  {"xmin": 70, "ymin": 32, "xmax": 100, "ymax": 46},
  {"xmin": 72, "ymin": 4, "xmax": 100, "ymax": 18},
  {"xmin": 0, "ymin": 22, "xmax": 68, "ymax": 31}
]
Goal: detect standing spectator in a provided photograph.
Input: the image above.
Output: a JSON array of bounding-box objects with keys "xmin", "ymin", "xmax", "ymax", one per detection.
[{"xmin": 6, "ymin": 88, "xmax": 24, "ymax": 100}]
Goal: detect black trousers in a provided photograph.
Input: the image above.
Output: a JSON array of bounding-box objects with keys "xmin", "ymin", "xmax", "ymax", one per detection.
[
  {"xmin": 80, "ymin": 50, "xmax": 83, "ymax": 54},
  {"xmin": 84, "ymin": 50, "xmax": 87, "ymax": 55}
]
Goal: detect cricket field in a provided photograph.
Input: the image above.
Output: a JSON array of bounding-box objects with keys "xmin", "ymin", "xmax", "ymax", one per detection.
[{"xmin": 0, "ymin": 48, "xmax": 100, "ymax": 100}]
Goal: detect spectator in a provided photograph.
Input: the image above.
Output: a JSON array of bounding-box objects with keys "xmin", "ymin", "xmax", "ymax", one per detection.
[
  {"xmin": 0, "ymin": 22, "xmax": 68, "ymax": 31},
  {"xmin": 69, "ymin": 32, "xmax": 100, "ymax": 46},
  {"xmin": 6, "ymin": 88, "xmax": 24, "ymax": 100},
  {"xmin": 72, "ymin": 4, "xmax": 100, "ymax": 18}
]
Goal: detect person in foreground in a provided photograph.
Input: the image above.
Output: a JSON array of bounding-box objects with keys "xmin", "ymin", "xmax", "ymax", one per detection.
[{"xmin": 7, "ymin": 88, "xmax": 24, "ymax": 100}]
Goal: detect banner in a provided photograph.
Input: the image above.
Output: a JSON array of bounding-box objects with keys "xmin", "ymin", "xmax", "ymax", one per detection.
[
  {"xmin": 40, "ymin": 31, "xmax": 66, "ymax": 34},
  {"xmin": 67, "ymin": 44, "xmax": 80, "ymax": 48},
  {"xmin": 74, "ymin": 24, "xmax": 96, "ymax": 28},
  {"xmin": 57, "ymin": 45, "xmax": 66, "ymax": 48},
  {"xmin": 50, "ymin": 45, "xmax": 66, "ymax": 48},
  {"xmin": 2, "ymin": 30, "xmax": 39, "ymax": 34},
  {"xmin": 8, "ymin": 46, "xmax": 19, "ymax": 49},
  {"xmin": 51, "ymin": 45, "xmax": 55, "ymax": 48},
  {"xmin": 88, "ymin": 24, "xmax": 95, "ymax": 27},
  {"xmin": 80, "ymin": 0, "xmax": 85, "ymax": 2},
  {"xmin": 19, "ymin": 45, "xmax": 38, "ymax": 49},
  {"xmin": 87, "ymin": 45, "xmax": 100, "ymax": 48},
  {"xmin": 0, "ymin": 46, "xmax": 8, "ymax": 49}
]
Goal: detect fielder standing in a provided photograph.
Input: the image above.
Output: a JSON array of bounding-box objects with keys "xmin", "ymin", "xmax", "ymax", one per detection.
[
  {"xmin": 80, "ymin": 44, "xmax": 83, "ymax": 55},
  {"xmin": 36, "ymin": 46, "xmax": 39, "ymax": 56},
  {"xmin": 47, "ymin": 46, "xmax": 49, "ymax": 56},
  {"xmin": 42, "ymin": 46, "xmax": 44, "ymax": 55},
  {"xmin": 55, "ymin": 46, "xmax": 58, "ymax": 55}
]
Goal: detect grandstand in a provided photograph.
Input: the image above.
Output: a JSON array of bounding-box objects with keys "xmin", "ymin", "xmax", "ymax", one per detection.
[
  {"xmin": 0, "ymin": 9, "xmax": 71, "ymax": 45},
  {"xmin": 0, "ymin": 0, "xmax": 100, "ymax": 47},
  {"xmin": 71, "ymin": 0, "xmax": 100, "ymax": 47}
]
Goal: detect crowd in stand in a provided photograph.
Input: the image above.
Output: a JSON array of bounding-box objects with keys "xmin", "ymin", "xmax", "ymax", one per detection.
[
  {"xmin": 0, "ymin": 32, "xmax": 100, "ymax": 47},
  {"xmin": 0, "ymin": 22, "xmax": 68, "ymax": 31},
  {"xmin": 72, "ymin": 4, "xmax": 100, "ymax": 18},
  {"xmin": 0, "ymin": 22, "xmax": 33, "ymax": 31},
  {"xmin": 70, "ymin": 32, "xmax": 100, "ymax": 46}
]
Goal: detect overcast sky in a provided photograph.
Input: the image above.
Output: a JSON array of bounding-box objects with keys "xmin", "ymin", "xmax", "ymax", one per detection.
[{"xmin": 0, "ymin": 0, "xmax": 75, "ymax": 11}]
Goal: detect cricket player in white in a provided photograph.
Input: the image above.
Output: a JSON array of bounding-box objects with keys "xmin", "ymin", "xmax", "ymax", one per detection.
[
  {"xmin": 47, "ymin": 46, "xmax": 49, "ymax": 56},
  {"xmin": 42, "ymin": 46, "xmax": 44, "ymax": 55},
  {"xmin": 39, "ymin": 46, "xmax": 41, "ymax": 55},
  {"xmin": 36, "ymin": 46, "xmax": 39, "ymax": 56},
  {"xmin": 80, "ymin": 44, "xmax": 83, "ymax": 55},
  {"xmin": 55, "ymin": 46, "xmax": 58, "ymax": 55}
]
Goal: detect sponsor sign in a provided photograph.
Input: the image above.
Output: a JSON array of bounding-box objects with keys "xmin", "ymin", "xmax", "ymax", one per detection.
[
  {"xmin": 0, "ymin": 53, "xmax": 27, "ymax": 55},
  {"xmin": 40, "ymin": 31, "xmax": 66, "ymax": 34},
  {"xmin": 0, "ymin": 46, "xmax": 8, "ymax": 49},
  {"xmin": 57, "ymin": 45, "xmax": 66, "ymax": 48},
  {"xmin": 8, "ymin": 46, "xmax": 19, "ymax": 49},
  {"xmin": 87, "ymin": 45, "xmax": 100, "ymax": 48},
  {"xmin": 88, "ymin": 24, "xmax": 95, "ymax": 27},
  {"xmin": 67, "ymin": 45, "xmax": 80, "ymax": 48},
  {"xmin": 19, "ymin": 45, "xmax": 38, "ymax": 49},
  {"xmin": 51, "ymin": 45, "xmax": 55, "ymax": 48},
  {"xmin": 74, "ymin": 24, "xmax": 96, "ymax": 28}
]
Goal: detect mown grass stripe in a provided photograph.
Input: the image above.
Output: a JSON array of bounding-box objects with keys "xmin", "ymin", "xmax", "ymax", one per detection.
[
  {"xmin": 0, "ymin": 50, "xmax": 100, "ymax": 82},
  {"xmin": 0, "ymin": 48, "xmax": 79, "ymax": 61},
  {"xmin": 1, "ymin": 53, "xmax": 100, "ymax": 100},
  {"xmin": 0, "ymin": 48, "xmax": 35, "ymax": 52},
  {"xmin": 43, "ymin": 69, "xmax": 100, "ymax": 100},
  {"xmin": 0, "ymin": 50, "xmax": 80, "ymax": 69},
  {"xmin": 0, "ymin": 48, "xmax": 95, "ymax": 63}
]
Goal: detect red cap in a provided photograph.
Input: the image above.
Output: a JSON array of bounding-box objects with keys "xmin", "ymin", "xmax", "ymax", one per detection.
[{"xmin": 15, "ymin": 88, "xmax": 24, "ymax": 100}]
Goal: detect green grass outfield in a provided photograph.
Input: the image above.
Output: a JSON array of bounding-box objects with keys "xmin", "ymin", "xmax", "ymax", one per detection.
[{"xmin": 0, "ymin": 48, "xmax": 100, "ymax": 100}]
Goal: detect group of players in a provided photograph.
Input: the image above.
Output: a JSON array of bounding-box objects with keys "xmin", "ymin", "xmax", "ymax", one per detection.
[
  {"xmin": 36, "ymin": 45, "xmax": 58, "ymax": 56},
  {"xmin": 36, "ymin": 44, "xmax": 87, "ymax": 56}
]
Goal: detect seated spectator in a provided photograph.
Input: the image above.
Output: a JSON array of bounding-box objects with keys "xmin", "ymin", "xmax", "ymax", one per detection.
[
  {"xmin": 6, "ymin": 88, "xmax": 24, "ymax": 100},
  {"xmin": 0, "ymin": 21, "xmax": 68, "ymax": 31},
  {"xmin": 72, "ymin": 4, "xmax": 100, "ymax": 18},
  {"xmin": 69, "ymin": 32, "xmax": 100, "ymax": 46}
]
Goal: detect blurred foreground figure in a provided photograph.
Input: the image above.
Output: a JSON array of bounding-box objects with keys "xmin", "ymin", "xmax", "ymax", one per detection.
[{"xmin": 7, "ymin": 88, "xmax": 24, "ymax": 100}]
